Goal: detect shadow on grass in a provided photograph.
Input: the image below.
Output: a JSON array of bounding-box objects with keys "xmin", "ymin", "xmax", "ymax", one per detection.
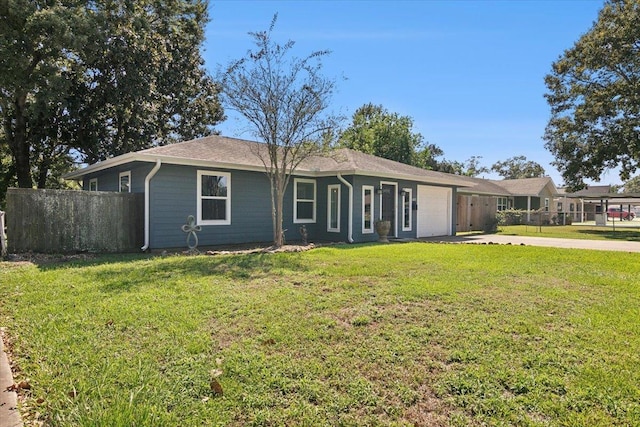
[
  {"xmin": 23, "ymin": 249, "xmax": 313, "ymax": 292},
  {"xmin": 93, "ymin": 252, "xmax": 311, "ymax": 293},
  {"xmin": 575, "ymin": 229, "xmax": 640, "ymax": 241},
  {"xmin": 19, "ymin": 242, "xmax": 398, "ymax": 293}
]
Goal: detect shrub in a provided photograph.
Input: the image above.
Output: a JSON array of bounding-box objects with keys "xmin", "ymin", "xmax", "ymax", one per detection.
[{"xmin": 496, "ymin": 209, "xmax": 525, "ymax": 226}]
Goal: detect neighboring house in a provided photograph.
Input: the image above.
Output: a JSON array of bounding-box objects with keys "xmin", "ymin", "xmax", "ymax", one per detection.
[
  {"xmin": 64, "ymin": 136, "xmax": 472, "ymax": 250},
  {"xmin": 454, "ymin": 176, "xmax": 560, "ymax": 229},
  {"xmin": 490, "ymin": 177, "xmax": 559, "ymax": 222}
]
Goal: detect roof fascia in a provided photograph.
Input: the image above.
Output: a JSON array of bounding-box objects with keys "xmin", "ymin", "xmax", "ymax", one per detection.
[
  {"xmin": 65, "ymin": 153, "xmax": 473, "ymax": 187},
  {"xmin": 318, "ymin": 170, "xmax": 473, "ymax": 187},
  {"xmin": 64, "ymin": 153, "xmax": 140, "ymax": 179}
]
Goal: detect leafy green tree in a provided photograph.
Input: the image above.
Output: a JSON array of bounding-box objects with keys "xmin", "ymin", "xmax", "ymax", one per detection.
[
  {"xmin": 432, "ymin": 159, "xmax": 465, "ymax": 175},
  {"xmin": 71, "ymin": 0, "xmax": 224, "ymax": 164},
  {"xmin": 491, "ymin": 155, "xmax": 546, "ymax": 179},
  {"xmin": 0, "ymin": 0, "xmax": 81, "ymax": 188},
  {"xmin": 464, "ymin": 155, "xmax": 489, "ymax": 177},
  {"xmin": 623, "ymin": 175, "xmax": 640, "ymax": 193},
  {"xmin": 0, "ymin": 0, "xmax": 223, "ymax": 192},
  {"xmin": 544, "ymin": 0, "xmax": 640, "ymax": 190},
  {"xmin": 220, "ymin": 15, "xmax": 340, "ymax": 247},
  {"xmin": 339, "ymin": 103, "xmax": 430, "ymax": 166},
  {"xmin": 338, "ymin": 103, "xmax": 483, "ymax": 175},
  {"xmin": 0, "ymin": 139, "xmax": 15, "ymax": 209}
]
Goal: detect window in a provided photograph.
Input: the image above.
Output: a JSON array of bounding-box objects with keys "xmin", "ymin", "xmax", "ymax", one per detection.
[
  {"xmin": 327, "ymin": 184, "xmax": 340, "ymax": 232},
  {"xmin": 294, "ymin": 178, "xmax": 316, "ymax": 223},
  {"xmin": 362, "ymin": 185, "xmax": 374, "ymax": 234},
  {"xmin": 197, "ymin": 170, "xmax": 231, "ymax": 225},
  {"xmin": 89, "ymin": 178, "xmax": 98, "ymax": 192},
  {"xmin": 402, "ymin": 188, "xmax": 412, "ymax": 231},
  {"xmin": 544, "ymin": 198, "xmax": 550, "ymax": 212},
  {"xmin": 119, "ymin": 171, "xmax": 131, "ymax": 192},
  {"xmin": 557, "ymin": 202, "xmax": 563, "ymax": 212},
  {"xmin": 497, "ymin": 197, "xmax": 509, "ymax": 211}
]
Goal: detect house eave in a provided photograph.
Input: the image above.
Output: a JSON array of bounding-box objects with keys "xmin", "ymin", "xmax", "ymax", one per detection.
[
  {"xmin": 341, "ymin": 170, "xmax": 472, "ymax": 187},
  {"xmin": 65, "ymin": 154, "xmax": 474, "ymax": 187},
  {"xmin": 64, "ymin": 153, "xmax": 141, "ymax": 180}
]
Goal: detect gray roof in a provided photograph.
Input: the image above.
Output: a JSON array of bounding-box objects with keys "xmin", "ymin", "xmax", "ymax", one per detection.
[
  {"xmin": 66, "ymin": 135, "xmax": 473, "ymax": 187},
  {"xmin": 558, "ymin": 185, "xmax": 611, "ymax": 197},
  {"xmin": 489, "ymin": 177, "xmax": 559, "ymax": 196},
  {"xmin": 453, "ymin": 176, "xmax": 511, "ymax": 196}
]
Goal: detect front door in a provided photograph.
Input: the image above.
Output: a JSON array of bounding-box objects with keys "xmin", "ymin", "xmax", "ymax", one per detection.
[{"xmin": 381, "ymin": 183, "xmax": 397, "ymax": 237}]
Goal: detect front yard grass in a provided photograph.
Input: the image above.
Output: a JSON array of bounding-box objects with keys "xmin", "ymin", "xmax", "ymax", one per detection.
[
  {"xmin": 497, "ymin": 224, "xmax": 640, "ymax": 241},
  {"xmin": 1, "ymin": 243, "xmax": 639, "ymax": 426}
]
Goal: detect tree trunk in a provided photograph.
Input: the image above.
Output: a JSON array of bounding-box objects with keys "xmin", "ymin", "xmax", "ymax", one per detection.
[
  {"xmin": 10, "ymin": 94, "xmax": 33, "ymax": 188},
  {"xmin": 270, "ymin": 175, "xmax": 278, "ymax": 245},
  {"xmin": 273, "ymin": 173, "xmax": 286, "ymax": 247}
]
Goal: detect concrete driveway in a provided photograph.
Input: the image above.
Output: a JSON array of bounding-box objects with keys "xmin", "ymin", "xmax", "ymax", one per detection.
[{"xmin": 424, "ymin": 234, "xmax": 640, "ymax": 253}]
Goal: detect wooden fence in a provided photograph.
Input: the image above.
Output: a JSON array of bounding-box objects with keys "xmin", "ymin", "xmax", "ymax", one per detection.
[
  {"xmin": 457, "ymin": 194, "xmax": 498, "ymax": 232},
  {"xmin": 6, "ymin": 188, "xmax": 144, "ymax": 253}
]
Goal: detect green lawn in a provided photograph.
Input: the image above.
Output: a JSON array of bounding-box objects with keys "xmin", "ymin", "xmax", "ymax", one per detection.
[
  {"xmin": 1, "ymin": 243, "xmax": 639, "ymax": 426},
  {"xmin": 497, "ymin": 224, "xmax": 640, "ymax": 241}
]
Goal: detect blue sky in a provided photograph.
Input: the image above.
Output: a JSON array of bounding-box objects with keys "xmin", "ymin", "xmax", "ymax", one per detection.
[{"xmin": 203, "ymin": 1, "xmax": 610, "ymax": 186}]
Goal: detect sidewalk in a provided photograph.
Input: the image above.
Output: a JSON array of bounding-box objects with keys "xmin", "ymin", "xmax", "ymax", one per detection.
[
  {"xmin": 424, "ymin": 234, "xmax": 640, "ymax": 252},
  {"xmin": 0, "ymin": 330, "xmax": 22, "ymax": 427}
]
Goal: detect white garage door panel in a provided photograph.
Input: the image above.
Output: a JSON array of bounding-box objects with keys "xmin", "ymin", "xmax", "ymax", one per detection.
[{"xmin": 417, "ymin": 186, "xmax": 452, "ymax": 237}]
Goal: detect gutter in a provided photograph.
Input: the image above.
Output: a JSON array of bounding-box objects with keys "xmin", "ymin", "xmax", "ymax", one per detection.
[
  {"xmin": 141, "ymin": 159, "xmax": 162, "ymax": 251},
  {"xmin": 337, "ymin": 174, "xmax": 354, "ymax": 243}
]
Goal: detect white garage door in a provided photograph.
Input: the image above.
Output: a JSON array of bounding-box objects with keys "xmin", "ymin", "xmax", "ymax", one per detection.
[{"xmin": 417, "ymin": 185, "xmax": 452, "ymax": 237}]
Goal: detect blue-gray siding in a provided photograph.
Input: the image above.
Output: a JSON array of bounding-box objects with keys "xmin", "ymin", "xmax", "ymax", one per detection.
[{"xmin": 82, "ymin": 162, "xmax": 458, "ymax": 249}]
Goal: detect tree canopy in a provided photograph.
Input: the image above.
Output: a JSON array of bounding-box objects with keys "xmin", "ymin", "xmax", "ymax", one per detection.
[
  {"xmin": 338, "ymin": 103, "xmax": 423, "ymax": 165},
  {"xmin": 623, "ymin": 175, "xmax": 640, "ymax": 193},
  {"xmin": 338, "ymin": 103, "xmax": 447, "ymax": 170},
  {"xmin": 0, "ymin": 0, "xmax": 223, "ymax": 192},
  {"xmin": 491, "ymin": 155, "xmax": 546, "ymax": 179},
  {"xmin": 220, "ymin": 14, "xmax": 340, "ymax": 247},
  {"xmin": 544, "ymin": 0, "xmax": 640, "ymax": 190}
]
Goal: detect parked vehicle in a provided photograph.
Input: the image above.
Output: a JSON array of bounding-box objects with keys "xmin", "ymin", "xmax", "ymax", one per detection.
[{"xmin": 607, "ymin": 207, "xmax": 635, "ymax": 220}]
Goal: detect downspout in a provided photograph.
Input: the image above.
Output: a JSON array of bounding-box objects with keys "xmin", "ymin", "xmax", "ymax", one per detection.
[
  {"xmin": 337, "ymin": 174, "xmax": 354, "ymax": 243},
  {"xmin": 141, "ymin": 159, "xmax": 162, "ymax": 251}
]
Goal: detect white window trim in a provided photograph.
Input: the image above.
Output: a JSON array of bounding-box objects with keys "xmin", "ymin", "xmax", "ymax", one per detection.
[
  {"xmin": 497, "ymin": 196, "xmax": 508, "ymax": 211},
  {"xmin": 362, "ymin": 185, "xmax": 374, "ymax": 234},
  {"xmin": 293, "ymin": 178, "xmax": 316, "ymax": 224},
  {"xmin": 89, "ymin": 178, "xmax": 98, "ymax": 192},
  {"xmin": 402, "ymin": 188, "xmax": 412, "ymax": 231},
  {"xmin": 379, "ymin": 181, "xmax": 398, "ymax": 238},
  {"xmin": 327, "ymin": 184, "xmax": 341, "ymax": 232},
  {"xmin": 197, "ymin": 170, "xmax": 231, "ymax": 226},
  {"xmin": 119, "ymin": 171, "xmax": 131, "ymax": 193}
]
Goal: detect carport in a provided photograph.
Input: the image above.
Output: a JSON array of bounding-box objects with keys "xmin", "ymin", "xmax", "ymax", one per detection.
[{"xmin": 572, "ymin": 192, "xmax": 640, "ymax": 226}]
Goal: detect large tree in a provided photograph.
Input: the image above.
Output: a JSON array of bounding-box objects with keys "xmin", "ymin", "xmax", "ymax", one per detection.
[
  {"xmin": 0, "ymin": 0, "xmax": 223, "ymax": 191},
  {"xmin": 544, "ymin": 0, "xmax": 640, "ymax": 190},
  {"xmin": 491, "ymin": 155, "xmax": 546, "ymax": 179},
  {"xmin": 220, "ymin": 15, "xmax": 340, "ymax": 247},
  {"xmin": 71, "ymin": 0, "xmax": 224, "ymax": 164},
  {"xmin": 339, "ymin": 103, "xmax": 432, "ymax": 166}
]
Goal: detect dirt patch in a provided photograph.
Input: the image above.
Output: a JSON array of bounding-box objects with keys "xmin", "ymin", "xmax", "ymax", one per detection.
[{"xmin": 201, "ymin": 243, "xmax": 317, "ymax": 256}]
